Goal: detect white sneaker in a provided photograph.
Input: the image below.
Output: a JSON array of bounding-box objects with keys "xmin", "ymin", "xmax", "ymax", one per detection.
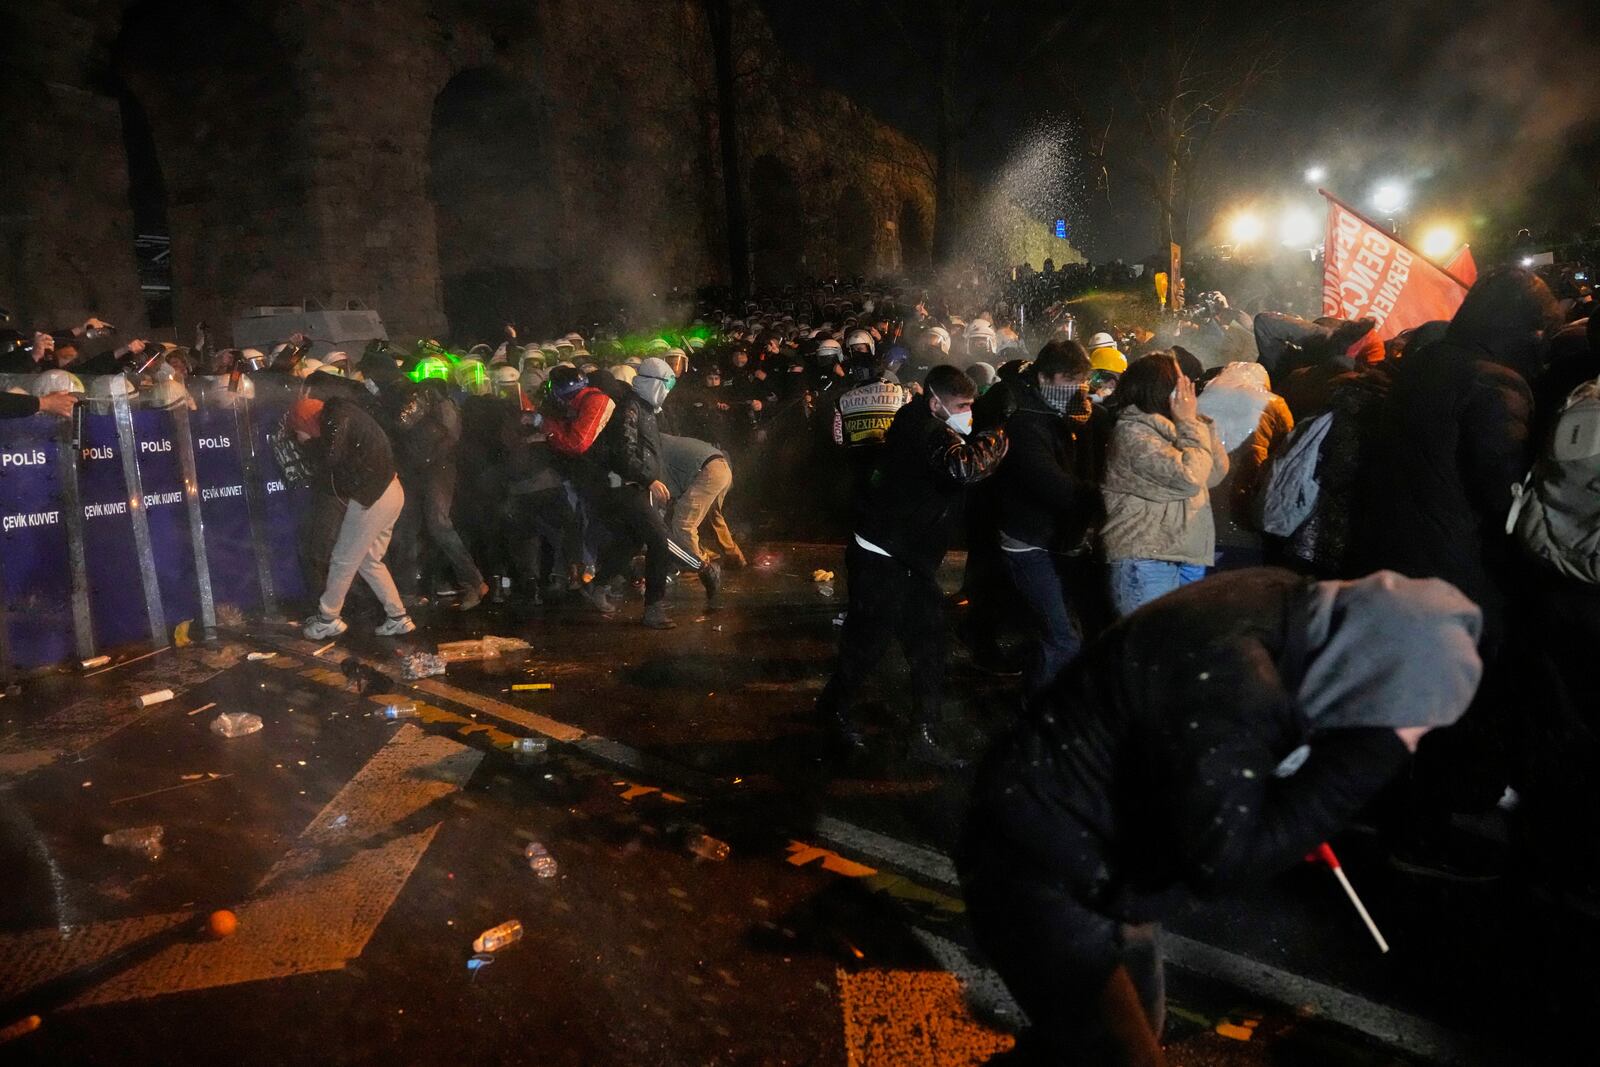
[
  {"xmin": 303, "ymin": 615, "xmax": 348, "ymax": 640},
  {"xmin": 374, "ymin": 614, "xmax": 416, "ymax": 636}
]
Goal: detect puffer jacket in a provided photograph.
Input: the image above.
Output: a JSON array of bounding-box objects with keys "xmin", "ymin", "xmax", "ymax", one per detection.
[
  {"xmin": 963, "ymin": 568, "xmax": 1409, "ymax": 923},
  {"xmin": 1100, "ymin": 408, "xmax": 1228, "ymax": 566},
  {"xmin": 1197, "ymin": 365, "xmax": 1293, "ymax": 551}
]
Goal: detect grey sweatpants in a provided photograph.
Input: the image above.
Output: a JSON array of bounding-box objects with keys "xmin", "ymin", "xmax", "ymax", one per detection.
[{"xmin": 318, "ymin": 476, "xmax": 406, "ymax": 620}]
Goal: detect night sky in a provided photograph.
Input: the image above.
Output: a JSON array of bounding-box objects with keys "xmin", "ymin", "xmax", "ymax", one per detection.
[{"xmin": 760, "ymin": 0, "xmax": 1600, "ymax": 262}]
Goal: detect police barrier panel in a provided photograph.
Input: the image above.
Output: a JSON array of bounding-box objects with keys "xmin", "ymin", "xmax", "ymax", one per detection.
[
  {"xmin": 0, "ymin": 412, "xmax": 74, "ymax": 668},
  {"xmin": 79, "ymin": 398, "xmax": 151, "ymax": 650},
  {"xmin": 0, "ymin": 375, "xmax": 312, "ymax": 670}
]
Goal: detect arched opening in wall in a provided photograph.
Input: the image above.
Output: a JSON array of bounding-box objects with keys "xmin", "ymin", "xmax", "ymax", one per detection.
[
  {"xmin": 430, "ymin": 68, "xmax": 558, "ymax": 344},
  {"xmin": 749, "ymin": 155, "xmax": 804, "ymax": 289},
  {"xmin": 898, "ymin": 199, "xmax": 931, "ymax": 275},
  {"xmin": 116, "ymin": 84, "xmax": 172, "ymax": 329},
  {"xmin": 833, "ymin": 185, "xmax": 874, "ymax": 279},
  {"xmin": 115, "ymin": 0, "xmax": 313, "ymax": 339}
]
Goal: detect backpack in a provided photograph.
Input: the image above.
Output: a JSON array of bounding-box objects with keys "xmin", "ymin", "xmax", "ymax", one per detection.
[
  {"xmin": 1507, "ymin": 375, "xmax": 1600, "ymax": 584},
  {"xmin": 1255, "ymin": 411, "xmax": 1335, "ymax": 536}
]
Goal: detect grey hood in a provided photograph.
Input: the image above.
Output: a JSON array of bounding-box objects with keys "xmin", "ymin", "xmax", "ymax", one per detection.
[{"xmin": 1295, "ymin": 571, "xmax": 1483, "ymax": 732}]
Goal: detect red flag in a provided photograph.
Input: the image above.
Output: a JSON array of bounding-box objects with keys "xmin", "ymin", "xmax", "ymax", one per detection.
[
  {"xmin": 1445, "ymin": 245, "xmax": 1478, "ymax": 286},
  {"xmin": 1320, "ymin": 190, "xmax": 1470, "ymax": 340}
]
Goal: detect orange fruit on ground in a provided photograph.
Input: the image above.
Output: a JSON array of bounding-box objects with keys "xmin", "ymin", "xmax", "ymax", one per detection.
[{"xmin": 207, "ymin": 910, "xmax": 238, "ymax": 938}]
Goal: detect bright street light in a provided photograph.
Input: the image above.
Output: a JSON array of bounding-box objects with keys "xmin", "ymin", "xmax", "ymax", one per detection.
[
  {"xmin": 1304, "ymin": 165, "xmax": 1327, "ymax": 184},
  {"xmin": 1228, "ymin": 211, "xmax": 1265, "ymax": 246},
  {"xmin": 1371, "ymin": 181, "xmax": 1408, "ymax": 214},
  {"xmin": 1418, "ymin": 224, "xmax": 1460, "ymax": 260},
  {"xmin": 1279, "ymin": 208, "xmax": 1319, "ymax": 248}
]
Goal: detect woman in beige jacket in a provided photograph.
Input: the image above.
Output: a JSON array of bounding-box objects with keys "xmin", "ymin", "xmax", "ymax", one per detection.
[{"xmin": 1100, "ymin": 353, "xmax": 1228, "ymax": 615}]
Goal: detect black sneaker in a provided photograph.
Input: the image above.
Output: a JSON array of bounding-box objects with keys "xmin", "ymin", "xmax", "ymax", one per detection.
[{"xmin": 700, "ymin": 560, "xmax": 723, "ymax": 611}]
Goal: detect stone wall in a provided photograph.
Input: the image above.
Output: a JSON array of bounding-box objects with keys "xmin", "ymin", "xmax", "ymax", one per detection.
[{"xmin": 0, "ymin": 0, "xmax": 934, "ymax": 347}]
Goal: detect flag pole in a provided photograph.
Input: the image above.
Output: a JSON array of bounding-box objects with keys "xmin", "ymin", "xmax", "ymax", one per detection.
[
  {"xmin": 1317, "ymin": 188, "xmax": 1473, "ymax": 292},
  {"xmin": 1313, "ymin": 842, "xmax": 1390, "ymax": 953}
]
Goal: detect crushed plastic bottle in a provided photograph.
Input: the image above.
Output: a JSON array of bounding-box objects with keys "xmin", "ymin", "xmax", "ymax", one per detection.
[
  {"xmin": 399, "ymin": 652, "xmax": 446, "ymax": 681},
  {"xmin": 210, "ymin": 712, "xmax": 264, "ymax": 738},
  {"xmin": 103, "ymin": 825, "xmax": 164, "ymax": 860},
  {"xmin": 686, "ymin": 833, "xmax": 731, "ymax": 862},
  {"xmin": 816, "ymin": 581, "xmax": 835, "ymax": 598},
  {"xmin": 524, "ymin": 841, "xmax": 559, "ymax": 878},
  {"xmin": 512, "ymin": 737, "xmax": 549, "ymax": 757},
  {"xmin": 380, "ymin": 703, "xmax": 419, "ymax": 721},
  {"xmin": 472, "ymin": 919, "xmax": 524, "ymax": 953}
]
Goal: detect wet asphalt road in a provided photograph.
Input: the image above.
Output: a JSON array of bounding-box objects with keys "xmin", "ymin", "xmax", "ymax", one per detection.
[{"xmin": 0, "ymin": 543, "xmax": 1578, "ymax": 1065}]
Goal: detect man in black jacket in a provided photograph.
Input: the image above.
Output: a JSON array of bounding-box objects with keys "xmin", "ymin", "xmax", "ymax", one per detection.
[
  {"xmin": 992, "ymin": 340, "xmax": 1110, "ymax": 699},
  {"xmin": 287, "ymin": 396, "xmax": 415, "ymax": 639},
  {"xmin": 961, "ymin": 568, "xmax": 1482, "ymax": 1064},
  {"xmin": 1354, "ymin": 267, "xmax": 1558, "ymax": 643},
  {"xmin": 1352, "ymin": 268, "xmax": 1559, "ymax": 859},
  {"xmin": 816, "ymin": 365, "xmax": 1008, "ymax": 767}
]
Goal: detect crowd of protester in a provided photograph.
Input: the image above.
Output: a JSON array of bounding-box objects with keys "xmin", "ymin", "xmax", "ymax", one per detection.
[{"xmin": 3, "ymin": 256, "xmax": 1598, "ymax": 1063}]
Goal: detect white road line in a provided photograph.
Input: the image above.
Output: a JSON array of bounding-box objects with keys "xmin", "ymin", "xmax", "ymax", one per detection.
[
  {"xmin": 258, "ymin": 635, "xmax": 1502, "ymax": 1063},
  {"xmin": 0, "ymin": 725, "xmax": 481, "ymax": 1009}
]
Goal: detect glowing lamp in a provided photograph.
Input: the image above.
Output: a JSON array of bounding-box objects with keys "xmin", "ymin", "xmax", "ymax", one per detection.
[
  {"xmin": 1418, "ymin": 225, "xmax": 1460, "ymax": 260},
  {"xmin": 1371, "ymin": 181, "xmax": 1408, "ymax": 214},
  {"xmin": 1279, "ymin": 209, "xmax": 1318, "ymax": 248},
  {"xmin": 1228, "ymin": 212, "xmax": 1265, "ymax": 246}
]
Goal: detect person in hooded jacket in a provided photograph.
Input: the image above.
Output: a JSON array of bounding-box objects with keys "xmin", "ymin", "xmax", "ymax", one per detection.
[
  {"xmin": 816, "ymin": 365, "xmax": 1008, "ymax": 768},
  {"xmin": 1195, "ymin": 362, "xmax": 1293, "ymax": 570},
  {"xmin": 992, "ymin": 340, "xmax": 1112, "ymax": 698},
  {"xmin": 1351, "ymin": 268, "xmax": 1561, "ymax": 872},
  {"xmin": 961, "ymin": 568, "xmax": 1482, "ymax": 1066},
  {"xmin": 1353, "ymin": 266, "xmax": 1559, "ymax": 646},
  {"xmin": 1101, "ymin": 354, "xmax": 1228, "ymax": 615},
  {"xmin": 288, "ymin": 396, "xmax": 416, "ymax": 639}
]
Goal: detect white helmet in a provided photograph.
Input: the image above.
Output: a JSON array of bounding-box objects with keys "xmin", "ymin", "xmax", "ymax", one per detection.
[
  {"xmin": 148, "ymin": 377, "xmax": 188, "ymax": 408},
  {"xmin": 610, "ymin": 364, "xmax": 638, "ymax": 387},
  {"xmin": 491, "ymin": 364, "xmax": 521, "ymax": 386},
  {"xmin": 844, "ymin": 328, "xmax": 875, "ymax": 355},
  {"xmin": 816, "ymin": 338, "xmax": 843, "ymax": 363},
  {"xmin": 33, "ymin": 368, "xmax": 84, "ymax": 396},
  {"xmin": 965, "ymin": 321, "xmax": 996, "ymax": 355},
  {"xmin": 1088, "ymin": 332, "xmax": 1117, "ymax": 350},
  {"xmin": 87, "ymin": 374, "xmax": 136, "ymax": 399},
  {"xmin": 926, "ymin": 326, "xmax": 951, "ymax": 354}
]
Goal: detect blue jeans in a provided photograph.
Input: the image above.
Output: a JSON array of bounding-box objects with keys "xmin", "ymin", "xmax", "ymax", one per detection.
[
  {"xmin": 1108, "ymin": 559, "xmax": 1207, "ymax": 617},
  {"xmin": 1003, "ymin": 549, "xmax": 1084, "ymax": 698}
]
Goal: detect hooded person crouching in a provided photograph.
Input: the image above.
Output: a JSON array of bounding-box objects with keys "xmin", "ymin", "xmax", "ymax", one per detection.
[{"xmin": 960, "ymin": 568, "xmax": 1483, "ymax": 1065}]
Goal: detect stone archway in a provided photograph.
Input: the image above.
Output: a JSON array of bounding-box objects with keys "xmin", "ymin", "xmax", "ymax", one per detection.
[
  {"xmin": 898, "ymin": 198, "xmax": 931, "ymax": 275},
  {"xmin": 429, "ymin": 68, "xmax": 559, "ymax": 345},
  {"xmin": 749, "ymin": 155, "xmax": 804, "ymax": 289},
  {"xmin": 115, "ymin": 0, "xmax": 314, "ymax": 338},
  {"xmin": 833, "ymin": 184, "xmax": 875, "ymax": 279},
  {"xmin": 115, "ymin": 83, "xmax": 171, "ymax": 329}
]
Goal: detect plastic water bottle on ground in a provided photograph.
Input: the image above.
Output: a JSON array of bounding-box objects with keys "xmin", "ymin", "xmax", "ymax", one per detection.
[
  {"xmin": 817, "ymin": 581, "xmax": 835, "ymax": 598},
  {"xmin": 512, "ymin": 737, "xmax": 549, "ymax": 757},
  {"xmin": 686, "ymin": 833, "xmax": 731, "ymax": 862},
  {"xmin": 524, "ymin": 842, "xmax": 558, "ymax": 878},
  {"xmin": 210, "ymin": 712, "xmax": 264, "ymax": 738},
  {"xmin": 380, "ymin": 703, "xmax": 419, "ymax": 721},
  {"xmin": 472, "ymin": 919, "xmax": 524, "ymax": 953},
  {"xmin": 103, "ymin": 825, "xmax": 164, "ymax": 860}
]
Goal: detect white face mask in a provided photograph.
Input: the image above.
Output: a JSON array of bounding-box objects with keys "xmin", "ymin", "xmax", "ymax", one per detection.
[{"xmin": 932, "ymin": 394, "xmax": 973, "ymax": 436}]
